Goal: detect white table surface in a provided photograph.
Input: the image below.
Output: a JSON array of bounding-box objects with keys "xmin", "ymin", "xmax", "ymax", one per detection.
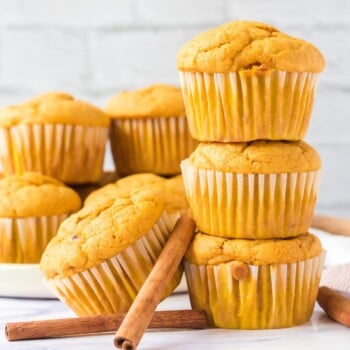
[
  {"xmin": 1, "ymin": 292, "xmax": 350, "ymax": 350},
  {"xmin": 1, "ymin": 229, "xmax": 350, "ymax": 349}
]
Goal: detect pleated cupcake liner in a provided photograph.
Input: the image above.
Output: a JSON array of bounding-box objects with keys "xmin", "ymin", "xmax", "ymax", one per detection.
[
  {"xmin": 184, "ymin": 251, "xmax": 325, "ymax": 329},
  {"xmin": 181, "ymin": 159, "xmax": 321, "ymax": 239},
  {"xmin": 0, "ymin": 124, "xmax": 108, "ymax": 184},
  {"xmin": 0, "ymin": 214, "xmax": 68, "ymax": 264},
  {"xmin": 110, "ymin": 116, "xmax": 198, "ymax": 175},
  {"xmin": 45, "ymin": 211, "xmax": 183, "ymax": 316},
  {"xmin": 179, "ymin": 71, "xmax": 319, "ymax": 142}
]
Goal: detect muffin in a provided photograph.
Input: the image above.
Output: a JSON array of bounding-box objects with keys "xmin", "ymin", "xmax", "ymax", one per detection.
[
  {"xmin": 184, "ymin": 232, "xmax": 325, "ymax": 329},
  {"xmin": 0, "ymin": 93, "xmax": 110, "ymax": 184},
  {"xmin": 162, "ymin": 174, "xmax": 189, "ymax": 217},
  {"xmin": 177, "ymin": 20, "xmax": 325, "ymax": 142},
  {"xmin": 40, "ymin": 185, "xmax": 182, "ymax": 316},
  {"xmin": 105, "ymin": 84, "xmax": 198, "ymax": 175},
  {"xmin": 85, "ymin": 173, "xmax": 189, "ymax": 225},
  {"xmin": 181, "ymin": 140, "xmax": 321, "ymax": 239},
  {"xmin": 84, "ymin": 173, "xmax": 167, "ymax": 206},
  {"xmin": 0, "ymin": 172, "xmax": 81, "ymax": 263},
  {"xmin": 71, "ymin": 171, "xmax": 119, "ymax": 202}
]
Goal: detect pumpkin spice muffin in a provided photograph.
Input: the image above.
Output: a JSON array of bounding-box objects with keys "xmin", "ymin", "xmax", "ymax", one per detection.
[
  {"xmin": 181, "ymin": 140, "xmax": 321, "ymax": 239},
  {"xmin": 184, "ymin": 231, "xmax": 325, "ymax": 329},
  {"xmin": 71, "ymin": 171, "xmax": 119, "ymax": 202},
  {"xmin": 177, "ymin": 20, "xmax": 325, "ymax": 142},
  {"xmin": 162, "ymin": 174, "xmax": 188, "ymax": 212},
  {"xmin": 84, "ymin": 173, "xmax": 167, "ymax": 206},
  {"xmin": 84, "ymin": 173, "xmax": 189, "ymax": 225},
  {"xmin": 105, "ymin": 84, "xmax": 198, "ymax": 175},
  {"xmin": 0, "ymin": 172, "xmax": 81, "ymax": 263},
  {"xmin": 0, "ymin": 93, "xmax": 110, "ymax": 184},
  {"xmin": 40, "ymin": 185, "xmax": 182, "ymax": 316}
]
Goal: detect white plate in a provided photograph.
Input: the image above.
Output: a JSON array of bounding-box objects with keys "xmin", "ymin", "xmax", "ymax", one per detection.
[
  {"xmin": 0, "ymin": 228, "xmax": 347, "ymax": 299},
  {"xmin": 0, "ymin": 263, "xmax": 188, "ymax": 299},
  {"xmin": 0, "ymin": 263, "xmax": 55, "ymax": 299},
  {"xmin": 312, "ymin": 228, "xmax": 350, "ymax": 267}
]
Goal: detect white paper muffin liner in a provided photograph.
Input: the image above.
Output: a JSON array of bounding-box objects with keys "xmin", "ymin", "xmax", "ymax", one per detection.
[
  {"xmin": 0, "ymin": 124, "xmax": 108, "ymax": 184},
  {"xmin": 45, "ymin": 211, "xmax": 183, "ymax": 316},
  {"xmin": 181, "ymin": 159, "xmax": 321, "ymax": 239},
  {"xmin": 179, "ymin": 71, "xmax": 319, "ymax": 142},
  {"xmin": 0, "ymin": 214, "xmax": 68, "ymax": 263},
  {"xmin": 184, "ymin": 251, "xmax": 325, "ymax": 329},
  {"xmin": 110, "ymin": 116, "xmax": 198, "ymax": 175}
]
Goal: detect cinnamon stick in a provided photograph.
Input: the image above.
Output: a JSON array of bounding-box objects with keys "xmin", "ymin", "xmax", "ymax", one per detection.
[
  {"xmin": 114, "ymin": 216, "xmax": 196, "ymax": 350},
  {"xmin": 311, "ymin": 214, "xmax": 350, "ymax": 237},
  {"xmin": 6, "ymin": 309, "xmax": 207, "ymax": 341},
  {"xmin": 317, "ymin": 286, "xmax": 350, "ymax": 327}
]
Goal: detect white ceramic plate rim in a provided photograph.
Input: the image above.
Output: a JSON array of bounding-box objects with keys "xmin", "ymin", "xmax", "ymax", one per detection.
[
  {"xmin": 0, "ymin": 263, "xmax": 55, "ymax": 299},
  {"xmin": 0, "ymin": 228, "xmax": 348, "ymax": 299},
  {"xmin": 0, "ymin": 263, "xmax": 188, "ymax": 299}
]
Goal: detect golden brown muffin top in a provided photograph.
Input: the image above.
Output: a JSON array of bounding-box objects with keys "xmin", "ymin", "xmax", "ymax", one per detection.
[
  {"xmin": 0, "ymin": 172, "xmax": 81, "ymax": 217},
  {"xmin": 105, "ymin": 84, "xmax": 186, "ymax": 119},
  {"xmin": 83, "ymin": 184, "xmax": 128, "ymax": 206},
  {"xmin": 84, "ymin": 173, "xmax": 188, "ymax": 215},
  {"xmin": 84, "ymin": 173, "xmax": 166, "ymax": 206},
  {"xmin": 0, "ymin": 92, "xmax": 110, "ymax": 127},
  {"xmin": 40, "ymin": 186, "xmax": 164, "ymax": 279},
  {"xmin": 187, "ymin": 141, "xmax": 321, "ymax": 174},
  {"xmin": 116, "ymin": 173, "xmax": 166, "ymax": 188},
  {"xmin": 185, "ymin": 232, "xmax": 322, "ymax": 265},
  {"xmin": 177, "ymin": 20, "xmax": 325, "ymax": 73},
  {"xmin": 70, "ymin": 171, "xmax": 119, "ymax": 202}
]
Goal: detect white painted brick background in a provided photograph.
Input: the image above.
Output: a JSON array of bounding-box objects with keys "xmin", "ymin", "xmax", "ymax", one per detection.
[{"xmin": 0, "ymin": 0, "xmax": 349, "ymax": 215}]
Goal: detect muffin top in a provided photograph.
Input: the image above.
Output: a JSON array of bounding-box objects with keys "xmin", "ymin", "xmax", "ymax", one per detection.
[
  {"xmin": 84, "ymin": 173, "xmax": 188, "ymax": 215},
  {"xmin": 116, "ymin": 173, "xmax": 166, "ymax": 188},
  {"xmin": 70, "ymin": 172, "xmax": 119, "ymax": 202},
  {"xmin": 185, "ymin": 232, "xmax": 322, "ymax": 265},
  {"xmin": 84, "ymin": 173, "xmax": 166, "ymax": 206},
  {"xmin": 177, "ymin": 20, "xmax": 325, "ymax": 73},
  {"xmin": 0, "ymin": 172, "xmax": 81, "ymax": 218},
  {"xmin": 0, "ymin": 92, "xmax": 110, "ymax": 127},
  {"xmin": 187, "ymin": 141, "xmax": 321, "ymax": 174},
  {"xmin": 40, "ymin": 186, "xmax": 164, "ymax": 279},
  {"xmin": 105, "ymin": 84, "xmax": 186, "ymax": 118}
]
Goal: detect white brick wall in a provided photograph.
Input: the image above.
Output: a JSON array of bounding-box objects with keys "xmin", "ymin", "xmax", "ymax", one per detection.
[
  {"xmin": 136, "ymin": 0, "xmax": 226, "ymax": 25},
  {"xmin": 1, "ymin": 29, "xmax": 88, "ymax": 90},
  {"xmin": 0, "ymin": 0, "xmax": 349, "ymax": 215},
  {"xmin": 0, "ymin": 0, "xmax": 136, "ymax": 27},
  {"xmin": 88, "ymin": 28, "xmax": 198, "ymax": 89}
]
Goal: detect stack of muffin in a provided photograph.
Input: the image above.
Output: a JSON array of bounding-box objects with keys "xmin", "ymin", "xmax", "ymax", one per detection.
[
  {"xmin": 0, "ymin": 87, "xmax": 195, "ymax": 316},
  {"xmin": 0, "ymin": 85, "xmax": 195, "ymax": 264},
  {"xmin": 0, "ymin": 93, "xmax": 110, "ymax": 264},
  {"xmin": 177, "ymin": 21, "xmax": 326, "ymax": 329}
]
